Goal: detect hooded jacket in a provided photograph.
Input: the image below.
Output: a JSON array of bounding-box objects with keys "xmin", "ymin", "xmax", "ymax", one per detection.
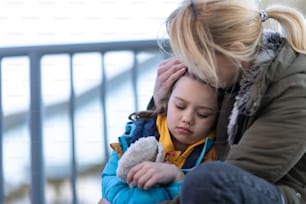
[
  {"xmin": 101, "ymin": 116, "xmax": 216, "ymax": 204},
  {"xmin": 215, "ymin": 31, "xmax": 306, "ymax": 204}
]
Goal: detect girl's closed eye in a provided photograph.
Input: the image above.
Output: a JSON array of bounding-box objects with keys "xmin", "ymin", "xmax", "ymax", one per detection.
[
  {"xmin": 197, "ymin": 110, "xmax": 214, "ymax": 118},
  {"xmin": 197, "ymin": 113, "xmax": 209, "ymax": 118},
  {"xmin": 174, "ymin": 102, "xmax": 186, "ymax": 110}
]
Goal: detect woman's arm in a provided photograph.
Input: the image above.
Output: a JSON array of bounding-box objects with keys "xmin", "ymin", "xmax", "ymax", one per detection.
[{"xmin": 226, "ymin": 79, "xmax": 306, "ymax": 182}]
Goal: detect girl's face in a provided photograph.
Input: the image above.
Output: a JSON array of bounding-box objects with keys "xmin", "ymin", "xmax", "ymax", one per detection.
[{"xmin": 166, "ymin": 76, "xmax": 218, "ymax": 151}]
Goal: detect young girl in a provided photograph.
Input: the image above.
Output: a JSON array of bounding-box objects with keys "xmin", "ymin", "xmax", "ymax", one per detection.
[{"xmin": 101, "ymin": 71, "xmax": 220, "ymax": 204}]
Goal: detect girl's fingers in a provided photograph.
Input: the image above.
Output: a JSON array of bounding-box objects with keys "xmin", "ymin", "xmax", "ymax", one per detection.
[{"xmin": 126, "ymin": 163, "xmax": 142, "ymax": 183}]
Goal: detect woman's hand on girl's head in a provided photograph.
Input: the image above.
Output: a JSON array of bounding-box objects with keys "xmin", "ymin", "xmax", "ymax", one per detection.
[
  {"xmin": 126, "ymin": 161, "xmax": 184, "ymax": 190},
  {"xmin": 153, "ymin": 57, "xmax": 186, "ymax": 108}
]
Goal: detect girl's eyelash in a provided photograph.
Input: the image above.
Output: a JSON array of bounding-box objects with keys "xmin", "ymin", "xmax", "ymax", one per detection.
[
  {"xmin": 198, "ymin": 114, "xmax": 209, "ymax": 118},
  {"xmin": 175, "ymin": 104, "xmax": 185, "ymax": 109}
]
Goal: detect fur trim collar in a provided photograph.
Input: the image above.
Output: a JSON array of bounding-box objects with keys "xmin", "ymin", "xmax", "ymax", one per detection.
[{"xmin": 227, "ymin": 31, "xmax": 285, "ymax": 144}]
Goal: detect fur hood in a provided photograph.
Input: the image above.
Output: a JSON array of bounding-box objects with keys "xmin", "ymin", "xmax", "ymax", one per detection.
[{"xmin": 228, "ymin": 31, "xmax": 285, "ymax": 144}]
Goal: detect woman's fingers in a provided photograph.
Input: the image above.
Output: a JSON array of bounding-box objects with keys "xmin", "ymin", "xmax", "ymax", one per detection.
[
  {"xmin": 153, "ymin": 57, "xmax": 186, "ymax": 107},
  {"xmin": 157, "ymin": 57, "xmax": 186, "ymax": 83}
]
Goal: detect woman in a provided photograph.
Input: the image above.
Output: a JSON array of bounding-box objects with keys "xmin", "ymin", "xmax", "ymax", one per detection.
[{"xmin": 153, "ymin": 0, "xmax": 306, "ymax": 203}]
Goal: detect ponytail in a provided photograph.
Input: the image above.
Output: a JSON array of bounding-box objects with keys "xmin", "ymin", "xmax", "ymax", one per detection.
[{"xmin": 266, "ymin": 5, "xmax": 306, "ymax": 54}]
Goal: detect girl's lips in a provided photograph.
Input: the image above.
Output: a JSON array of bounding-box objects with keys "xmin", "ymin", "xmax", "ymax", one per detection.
[{"xmin": 176, "ymin": 127, "xmax": 192, "ymax": 134}]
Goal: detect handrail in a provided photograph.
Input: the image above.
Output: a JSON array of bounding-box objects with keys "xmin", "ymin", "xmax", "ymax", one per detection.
[
  {"xmin": 0, "ymin": 39, "xmax": 160, "ymax": 57},
  {"xmin": 0, "ymin": 39, "xmax": 166, "ymax": 204}
]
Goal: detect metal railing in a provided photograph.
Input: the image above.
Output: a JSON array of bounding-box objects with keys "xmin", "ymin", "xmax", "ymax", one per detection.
[{"xmin": 0, "ymin": 39, "xmax": 166, "ymax": 204}]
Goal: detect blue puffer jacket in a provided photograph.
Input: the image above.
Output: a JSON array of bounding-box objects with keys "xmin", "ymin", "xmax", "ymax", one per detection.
[{"xmin": 101, "ymin": 118, "xmax": 213, "ymax": 204}]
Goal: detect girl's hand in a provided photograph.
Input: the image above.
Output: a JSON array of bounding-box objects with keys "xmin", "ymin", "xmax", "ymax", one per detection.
[
  {"xmin": 126, "ymin": 161, "xmax": 185, "ymax": 190},
  {"xmin": 98, "ymin": 198, "xmax": 111, "ymax": 204},
  {"xmin": 153, "ymin": 57, "xmax": 186, "ymax": 108}
]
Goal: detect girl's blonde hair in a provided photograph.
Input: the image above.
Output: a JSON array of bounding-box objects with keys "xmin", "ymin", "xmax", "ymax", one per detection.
[{"xmin": 161, "ymin": 0, "xmax": 306, "ymax": 86}]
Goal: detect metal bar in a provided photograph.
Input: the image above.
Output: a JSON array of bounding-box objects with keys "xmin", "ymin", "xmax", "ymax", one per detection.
[
  {"xmin": 132, "ymin": 51, "xmax": 139, "ymax": 112},
  {"xmin": 69, "ymin": 54, "xmax": 78, "ymax": 204},
  {"xmin": 0, "ymin": 58, "xmax": 4, "ymax": 204},
  {"xmin": 0, "ymin": 39, "xmax": 162, "ymax": 57},
  {"xmin": 29, "ymin": 53, "xmax": 45, "ymax": 204},
  {"xmin": 100, "ymin": 53, "xmax": 109, "ymax": 160}
]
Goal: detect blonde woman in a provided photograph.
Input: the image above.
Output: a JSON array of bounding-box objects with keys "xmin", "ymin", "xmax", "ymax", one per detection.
[{"xmin": 152, "ymin": 0, "xmax": 306, "ymax": 203}]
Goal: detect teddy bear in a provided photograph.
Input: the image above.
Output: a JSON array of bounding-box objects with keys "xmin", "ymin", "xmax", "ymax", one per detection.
[{"xmin": 116, "ymin": 136, "xmax": 165, "ymax": 183}]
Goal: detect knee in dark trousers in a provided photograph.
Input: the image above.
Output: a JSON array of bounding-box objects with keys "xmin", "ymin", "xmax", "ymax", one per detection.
[{"xmin": 181, "ymin": 161, "xmax": 283, "ymax": 204}]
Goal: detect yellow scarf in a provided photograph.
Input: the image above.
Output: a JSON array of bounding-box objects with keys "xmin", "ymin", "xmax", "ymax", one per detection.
[{"xmin": 156, "ymin": 115, "xmax": 215, "ymax": 168}]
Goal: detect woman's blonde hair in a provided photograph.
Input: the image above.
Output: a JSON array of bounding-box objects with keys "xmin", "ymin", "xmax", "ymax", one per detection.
[{"xmin": 161, "ymin": 0, "xmax": 306, "ymax": 86}]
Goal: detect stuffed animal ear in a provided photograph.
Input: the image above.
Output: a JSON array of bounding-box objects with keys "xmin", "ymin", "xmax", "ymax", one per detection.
[
  {"xmin": 116, "ymin": 136, "xmax": 164, "ymax": 183},
  {"xmin": 155, "ymin": 142, "xmax": 165, "ymax": 162}
]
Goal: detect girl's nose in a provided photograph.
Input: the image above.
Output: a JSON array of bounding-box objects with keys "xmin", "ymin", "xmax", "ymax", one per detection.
[{"xmin": 181, "ymin": 110, "xmax": 193, "ymax": 124}]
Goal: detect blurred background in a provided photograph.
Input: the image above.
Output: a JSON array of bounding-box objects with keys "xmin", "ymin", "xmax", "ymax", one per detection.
[{"xmin": 0, "ymin": 0, "xmax": 305, "ymax": 203}]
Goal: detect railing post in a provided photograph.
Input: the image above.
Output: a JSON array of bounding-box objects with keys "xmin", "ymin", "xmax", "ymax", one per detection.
[
  {"xmin": 100, "ymin": 53, "xmax": 109, "ymax": 160},
  {"xmin": 69, "ymin": 54, "xmax": 78, "ymax": 204},
  {"xmin": 0, "ymin": 58, "xmax": 4, "ymax": 204},
  {"xmin": 29, "ymin": 52, "xmax": 45, "ymax": 204},
  {"xmin": 132, "ymin": 51, "xmax": 139, "ymax": 112}
]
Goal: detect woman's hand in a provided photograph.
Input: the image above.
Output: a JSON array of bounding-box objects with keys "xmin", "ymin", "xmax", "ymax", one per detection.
[
  {"xmin": 153, "ymin": 57, "xmax": 186, "ymax": 108},
  {"xmin": 126, "ymin": 161, "xmax": 185, "ymax": 190}
]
